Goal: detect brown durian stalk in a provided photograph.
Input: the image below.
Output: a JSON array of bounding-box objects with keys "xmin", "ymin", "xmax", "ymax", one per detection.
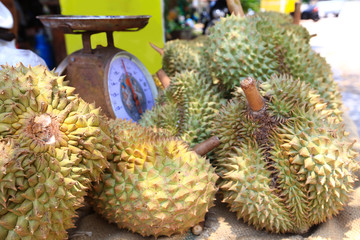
[
  {"xmin": 226, "ymin": 0, "xmax": 245, "ymax": 17},
  {"xmin": 150, "ymin": 43, "xmax": 171, "ymax": 89},
  {"xmin": 156, "ymin": 68, "xmax": 171, "ymax": 89},
  {"xmin": 149, "ymin": 42, "xmax": 164, "ymax": 56},
  {"xmin": 293, "ymin": 2, "xmax": 302, "ymax": 25},
  {"xmin": 193, "ymin": 136, "xmax": 221, "ymax": 156},
  {"xmin": 240, "ymin": 77, "xmax": 265, "ymax": 112}
]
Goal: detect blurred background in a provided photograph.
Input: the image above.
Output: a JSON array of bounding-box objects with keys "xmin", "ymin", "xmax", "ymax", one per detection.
[{"xmin": 1, "ymin": 0, "xmax": 360, "ymax": 133}]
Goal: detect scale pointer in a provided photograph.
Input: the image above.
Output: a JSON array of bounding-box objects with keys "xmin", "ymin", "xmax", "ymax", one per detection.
[{"xmin": 121, "ymin": 59, "xmax": 143, "ymax": 114}]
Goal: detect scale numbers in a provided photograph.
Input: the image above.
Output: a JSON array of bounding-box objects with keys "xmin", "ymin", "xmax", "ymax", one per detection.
[{"xmin": 107, "ymin": 53, "xmax": 157, "ymax": 121}]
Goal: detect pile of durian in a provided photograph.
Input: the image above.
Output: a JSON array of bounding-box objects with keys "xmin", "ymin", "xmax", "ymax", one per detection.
[
  {"xmin": 140, "ymin": 11, "xmax": 341, "ymax": 152},
  {"xmin": 0, "ymin": 64, "xmax": 218, "ymax": 239},
  {"xmin": 140, "ymin": 10, "xmax": 359, "ymax": 235},
  {"xmin": 0, "ymin": 10, "xmax": 358, "ymax": 240}
]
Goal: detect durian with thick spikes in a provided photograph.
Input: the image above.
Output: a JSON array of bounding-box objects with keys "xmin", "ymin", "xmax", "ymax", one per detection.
[
  {"xmin": 203, "ymin": 13, "xmax": 341, "ymax": 112},
  {"xmin": 0, "ymin": 138, "xmax": 82, "ymax": 239},
  {"xmin": 212, "ymin": 76, "xmax": 359, "ymax": 233},
  {"xmin": 0, "ymin": 64, "xmax": 111, "ymax": 181},
  {"xmin": 0, "ymin": 64, "xmax": 112, "ymax": 239},
  {"xmin": 162, "ymin": 39, "xmax": 204, "ymax": 77},
  {"xmin": 253, "ymin": 11, "xmax": 311, "ymax": 43},
  {"xmin": 162, "ymin": 37, "xmax": 214, "ymax": 83},
  {"xmin": 255, "ymin": 11, "xmax": 293, "ymax": 24},
  {"xmin": 140, "ymin": 70, "xmax": 225, "ymax": 147},
  {"xmin": 90, "ymin": 119, "xmax": 218, "ymax": 237}
]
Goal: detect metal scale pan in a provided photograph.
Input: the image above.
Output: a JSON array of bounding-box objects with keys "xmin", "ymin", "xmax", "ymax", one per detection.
[{"xmin": 37, "ymin": 15, "xmax": 151, "ymax": 33}]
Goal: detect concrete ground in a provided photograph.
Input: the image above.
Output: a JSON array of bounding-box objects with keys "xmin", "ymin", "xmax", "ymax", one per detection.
[{"xmin": 300, "ymin": 0, "xmax": 360, "ymax": 135}]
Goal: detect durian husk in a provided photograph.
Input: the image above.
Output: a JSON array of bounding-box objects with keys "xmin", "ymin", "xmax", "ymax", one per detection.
[
  {"xmin": 212, "ymin": 75, "xmax": 359, "ymax": 233},
  {"xmin": 0, "ymin": 138, "xmax": 83, "ymax": 239},
  {"xmin": 90, "ymin": 119, "xmax": 218, "ymax": 237},
  {"xmin": 162, "ymin": 39, "xmax": 204, "ymax": 77},
  {"xmin": 203, "ymin": 13, "xmax": 341, "ymax": 116},
  {"xmin": 140, "ymin": 70, "xmax": 225, "ymax": 147},
  {"xmin": 0, "ymin": 64, "xmax": 112, "ymax": 239}
]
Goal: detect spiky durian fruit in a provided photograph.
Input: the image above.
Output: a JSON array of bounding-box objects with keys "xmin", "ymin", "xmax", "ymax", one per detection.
[
  {"xmin": 140, "ymin": 70, "xmax": 225, "ymax": 147},
  {"xmin": 0, "ymin": 64, "xmax": 111, "ymax": 239},
  {"xmin": 90, "ymin": 119, "xmax": 218, "ymax": 237},
  {"xmin": 203, "ymin": 14, "xmax": 279, "ymax": 91},
  {"xmin": 0, "ymin": 138, "xmax": 82, "ymax": 239},
  {"xmin": 203, "ymin": 13, "xmax": 341, "ymax": 112},
  {"xmin": 254, "ymin": 11, "xmax": 293, "ymax": 25},
  {"xmin": 162, "ymin": 39, "xmax": 204, "ymax": 77},
  {"xmin": 212, "ymin": 76, "xmax": 359, "ymax": 233},
  {"xmin": 253, "ymin": 12, "xmax": 311, "ymax": 43},
  {"xmin": 0, "ymin": 64, "xmax": 111, "ymax": 180},
  {"xmin": 161, "ymin": 37, "xmax": 214, "ymax": 83}
]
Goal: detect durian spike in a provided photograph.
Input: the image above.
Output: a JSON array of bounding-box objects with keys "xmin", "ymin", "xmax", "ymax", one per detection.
[
  {"xmin": 193, "ymin": 136, "xmax": 220, "ymax": 156},
  {"xmin": 226, "ymin": 0, "xmax": 245, "ymax": 17},
  {"xmin": 240, "ymin": 77, "xmax": 265, "ymax": 112},
  {"xmin": 149, "ymin": 42, "xmax": 164, "ymax": 56},
  {"xmin": 293, "ymin": 2, "xmax": 301, "ymax": 25},
  {"xmin": 156, "ymin": 69, "xmax": 171, "ymax": 89}
]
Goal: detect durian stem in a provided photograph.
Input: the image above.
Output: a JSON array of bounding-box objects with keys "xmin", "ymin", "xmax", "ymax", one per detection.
[
  {"xmin": 156, "ymin": 69, "xmax": 171, "ymax": 89},
  {"xmin": 193, "ymin": 136, "xmax": 220, "ymax": 156},
  {"xmin": 293, "ymin": 2, "xmax": 302, "ymax": 25},
  {"xmin": 240, "ymin": 77, "xmax": 265, "ymax": 112},
  {"xmin": 226, "ymin": 0, "xmax": 245, "ymax": 17},
  {"xmin": 192, "ymin": 222, "xmax": 204, "ymax": 235},
  {"xmin": 149, "ymin": 42, "xmax": 164, "ymax": 56}
]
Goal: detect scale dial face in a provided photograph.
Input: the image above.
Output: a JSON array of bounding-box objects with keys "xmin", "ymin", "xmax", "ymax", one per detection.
[{"xmin": 106, "ymin": 51, "xmax": 158, "ymax": 121}]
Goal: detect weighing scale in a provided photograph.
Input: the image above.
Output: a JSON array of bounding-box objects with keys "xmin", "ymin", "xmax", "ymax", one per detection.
[{"xmin": 37, "ymin": 15, "xmax": 158, "ymax": 121}]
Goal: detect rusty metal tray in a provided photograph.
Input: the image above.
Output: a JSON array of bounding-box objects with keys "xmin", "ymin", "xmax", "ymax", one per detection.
[{"xmin": 36, "ymin": 15, "xmax": 151, "ymax": 33}]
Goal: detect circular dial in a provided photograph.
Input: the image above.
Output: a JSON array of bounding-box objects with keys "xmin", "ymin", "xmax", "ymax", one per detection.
[{"xmin": 107, "ymin": 51, "xmax": 158, "ymax": 121}]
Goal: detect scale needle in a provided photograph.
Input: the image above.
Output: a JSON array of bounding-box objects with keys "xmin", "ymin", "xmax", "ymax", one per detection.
[{"xmin": 121, "ymin": 59, "xmax": 143, "ymax": 114}]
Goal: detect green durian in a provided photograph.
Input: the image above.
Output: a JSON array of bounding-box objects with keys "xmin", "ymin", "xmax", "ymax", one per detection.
[
  {"xmin": 0, "ymin": 64, "xmax": 111, "ymax": 239},
  {"xmin": 90, "ymin": 119, "xmax": 218, "ymax": 237},
  {"xmin": 203, "ymin": 13, "xmax": 341, "ymax": 112},
  {"xmin": 140, "ymin": 70, "xmax": 225, "ymax": 147},
  {"xmin": 161, "ymin": 37, "xmax": 215, "ymax": 83},
  {"xmin": 0, "ymin": 138, "xmax": 81, "ymax": 239},
  {"xmin": 212, "ymin": 76, "xmax": 359, "ymax": 233},
  {"xmin": 162, "ymin": 39, "xmax": 204, "ymax": 77},
  {"xmin": 253, "ymin": 11, "xmax": 311, "ymax": 43}
]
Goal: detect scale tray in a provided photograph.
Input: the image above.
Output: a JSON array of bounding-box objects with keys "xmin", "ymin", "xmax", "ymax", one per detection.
[{"xmin": 37, "ymin": 15, "xmax": 151, "ymax": 33}]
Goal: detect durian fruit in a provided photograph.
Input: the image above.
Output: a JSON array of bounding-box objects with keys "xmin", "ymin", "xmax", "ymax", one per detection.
[
  {"xmin": 254, "ymin": 11, "xmax": 293, "ymax": 25},
  {"xmin": 253, "ymin": 11, "xmax": 311, "ymax": 43},
  {"xmin": 0, "ymin": 138, "xmax": 81, "ymax": 239},
  {"xmin": 0, "ymin": 64, "xmax": 111, "ymax": 180},
  {"xmin": 161, "ymin": 37, "xmax": 215, "ymax": 84},
  {"xmin": 212, "ymin": 76, "xmax": 359, "ymax": 233},
  {"xmin": 162, "ymin": 39, "xmax": 204, "ymax": 77},
  {"xmin": 203, "ymin": 13, "xmax": 341, "ymax": 112},
  {"xmin": 140, "ymin": 70, "xmax": 225, "ymax": 147},
  {"xmin": 0, "ymin": 64, "xmax": 111, "ymax": 239},
  {"xmin": 203, "ymin": 14, "xmax": 278, "ymax": 91},
  {"xmin": 90, "ymin": 119, "xmax": 218, "ymax": 237}
]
